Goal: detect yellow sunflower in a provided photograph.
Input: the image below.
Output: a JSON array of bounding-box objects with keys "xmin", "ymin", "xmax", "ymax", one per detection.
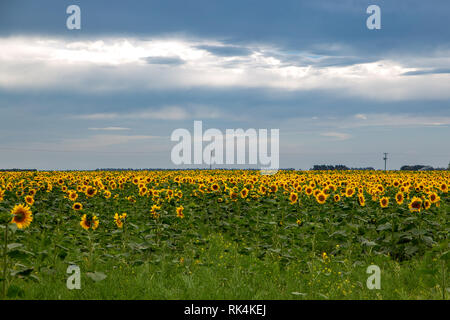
[
  {"xmin": 10, "ymin": 204, "xmax": 33, "ymax": 229},
  {"xmin": 395, "ymin": 192, "xmax": 404, "ymax": 205},
  {"xmin": 80, "ymin": 214, "xmax": 99, "ymax": 230},
  {"xmin": 345, "ymin": 187, "xmax": 355, "ymax": 197},
  {"xmin": 289, "ymin": 192, "xmax": 298, "ymax": 204},
  {"xmin": 85, "ymin": 186, "xmax": 97, "ymax": 198},
  {"xmin": 229, "ymin": 190, "xmax": 238, "ymax": 201},
  {"xmin": 176, "ymin": 206, "xmax": 185, "ymax": 219},
  {"xmin": 358, "ymin": 194, "xmax": 365, "ymax": 207},
  {"xmin": 68, "ymin": 191, "xmax": 78, "ymax": 201},
  {"xmin": 423, "ymin": 199, "xmax": 431, "ymax": 210},
  {"xmin": 428, "ymin": 192, "xmax": 438, "ymax": 203},
  {"xmin": 380, "ymin": 197, "xmax": 389, "ymax": 208},
  {"xmin": 315, "ymin": 192, "xmax": 327, "ymax": 204},
  {"xmin": 114, "ymin": 212, "xmax": 127, "ymax": 228},
  {"xmin": 408, "ymin": 197, "xmax": 422, "ymax": 213},
  {"xmin": 25, "ymin": 195, "xmax": 34, "ymax": 206},
  {"xmin": 72, "ymin": 202, "xmax": 83, "ymax": 211}
]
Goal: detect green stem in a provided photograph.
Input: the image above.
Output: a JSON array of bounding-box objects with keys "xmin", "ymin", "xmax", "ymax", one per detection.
[
  {"xmin": 122, "ymin": 222, "xmax": 127, "ymax": 251},
  {"xmin": 442, "ymin": 260, "xmax": 446, "ymax": 300},
  {"xmin": 87, "ymin": 231, "xmax": 94, "ymax": 270},
  {"xmin": 2, "ymin": 224, "xmax": 9, "ymax": 299}
]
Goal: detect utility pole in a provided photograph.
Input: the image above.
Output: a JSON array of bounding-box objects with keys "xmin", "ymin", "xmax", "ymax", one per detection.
[
  {"xmin": 383, "ymin": 153, "xmax": 388, "ymax": 171},
  {"xmin": 209, "ymin": 150, "xmax": 212, "ymax": 170}
]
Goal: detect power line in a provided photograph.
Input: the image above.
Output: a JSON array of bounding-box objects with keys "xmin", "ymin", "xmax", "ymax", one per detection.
[{"xmin": 383, "ymin": 152, "xmax": 388, "ymax": 171}]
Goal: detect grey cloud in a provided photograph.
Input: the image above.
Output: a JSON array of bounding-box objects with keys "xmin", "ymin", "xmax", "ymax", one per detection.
[
  {"xmin": 143, "ymin": 56, "xmax": 185, "ymax": 65},
  {"xmin": 196, "ymin": 45, "xmax": 252, "ymax": 57},
  {"xmin": 268, "ymin": 51, "xmax": 377, "ymax": 68},
  {"xmin": 401, "ymin": 68, "xmax": 450, "ymax": 76}
]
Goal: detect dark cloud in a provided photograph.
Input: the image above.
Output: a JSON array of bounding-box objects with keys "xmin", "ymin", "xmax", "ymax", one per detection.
[
  {"xmin": 1, "ymin": 0, "xmax": 449, "ymax": 59},
  {"xmin": 196, "ymin": 45, "xmax": 252, "ymax": 57}
]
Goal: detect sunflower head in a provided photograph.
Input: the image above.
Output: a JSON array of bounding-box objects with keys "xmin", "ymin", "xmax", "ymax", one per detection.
[
  {"xmin": 345, "ymin": 187, "xmax": 355, "ymax": 197},
  {"xmin": 289, "ymin": 192, "xmax": 298, "ymax": 204},
  {"xmin": 315, "ymin": 192, "xmax": 327, "ymax": 204},
  {"xmin": 10, "ymin": 204, "xmax": 33, "ymax": 229},
  {"xmin": 395, "ymin": 192, "xmax": 404, "ymax": 205},
  {"xmin": 68, "ymin": 191, "xmax": 78, "ymax": 201},
  {"xmin": 72, "ymin": 202, "xmax": 83, "ymax": 211},
  {"xmin": 380, "ymin": 197, "xmax": 389, "ymax": 208},
  {"xmin": 176, "ymin": 206, "xmax": 184, "ymax": 219},
  {"xmin": 25, "ymin": 195, "xmax": 34, "ymax": 206},
  {"xmin": 85, "ymin": 186, "xmax": 97, "ymax": 198},
  {"xmin": 408, "ymin": 197, "xmax": 422, "ymax": 212},
  {"xmin": 114, "ymin": 212, "xmax": 126, "ymax": 228},
  {"xmin": 358, "ymin": 194, "xmax": 365, "ymax": 207},
  {"xmin": 80, "ymin": 214, "xmax": 99, "ymax": 230},
  {"xmin": 429, "ymin": 192, "xmax": 438, "ymax": 203}
]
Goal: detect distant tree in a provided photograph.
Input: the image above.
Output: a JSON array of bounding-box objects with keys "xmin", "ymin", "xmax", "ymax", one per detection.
[{"xmin": 400, "ymin": 165, "xmax": 434, "ymax": 171}]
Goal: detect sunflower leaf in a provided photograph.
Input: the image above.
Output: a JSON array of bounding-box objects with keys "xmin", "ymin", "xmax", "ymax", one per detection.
[{"xmin": 86, "ymin": 271, "xmax": 107, "ymax": 282}]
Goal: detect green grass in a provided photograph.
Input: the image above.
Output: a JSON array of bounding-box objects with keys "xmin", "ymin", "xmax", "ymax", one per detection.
[{"xmin": 6, "ymin": 233, "xmax": 449, "ymax": 300}]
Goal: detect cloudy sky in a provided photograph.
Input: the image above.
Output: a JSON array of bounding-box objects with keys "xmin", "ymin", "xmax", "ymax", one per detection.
[{"xmin": 0, "ymin": 0, "xmax": 449, "ymax": 170}]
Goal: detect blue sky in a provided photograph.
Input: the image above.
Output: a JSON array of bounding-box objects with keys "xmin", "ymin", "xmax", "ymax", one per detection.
[{"xmin": 0, "ymin": 0, "xmax": 449, "ymax": 170}]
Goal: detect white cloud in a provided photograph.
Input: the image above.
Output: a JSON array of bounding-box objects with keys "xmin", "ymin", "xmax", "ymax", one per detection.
[
  {"xmin": 282, "ymin": 113, "xmax": 450, "ymax": 137},
  {"xmin": 34, "ymin": 134, "xmax": 162, "ymax": 151},
  {"xmin": 0, "ymin": 36, "xmax": 450, "ymax": 100},
  {"xmin": 320, "ymin": 132, "xmax": 351, "ymax": 140},
  {"xmin": 75, "ymin": 105, "xmax": 224, "ymax": 121},
  {"xmin": 88, "ymin": 127, "xmax": 130, "ymax": 131},
  {"xmin": 343, "ymin": 113, "xmax": 450, "ymax": 128},
  {"xmin": 355, "ymin": 114, "xmax": 367, "ymax": 120}
]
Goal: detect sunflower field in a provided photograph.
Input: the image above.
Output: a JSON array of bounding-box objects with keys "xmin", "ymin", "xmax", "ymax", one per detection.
[{"xmin": 0, "ymin": 170, "xmax": 448, "ymax": 299}]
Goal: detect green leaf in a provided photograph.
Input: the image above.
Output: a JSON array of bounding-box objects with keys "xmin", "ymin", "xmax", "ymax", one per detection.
[
  {"xmin": 361, "ymin": 239, "xmax": 377, "ymax": 247},
  {"xmin": 7, "ymin": 285, "xmax": 25, "ymax": 298},
  {"xmin": 7, "ymin": 243, "xmax": 23, "ymax": 250},
  {"xmin": 440, "ymin": 251, "xmax": 450, "ymax": 261},
  {"xmin": 376, "ymin": 222, "xmax": 392, "ymax": 232},
  {"xmin": 405, "ymin": 245, "xmax": 419, "ymax": 256},
  {"xmin": 86, "ymin": 271, "xmax": 107, "ymax": 282},
  {"xmin": 8, "ymin": 249, "xmax": 34, "ymax": 260},
  {"xmin": 330, "ymin": 230, "xmax": 347, "ymax": 238},
  {"xmin": 11, "ymin": 267, "xmax": 34, "ymax": 277}
]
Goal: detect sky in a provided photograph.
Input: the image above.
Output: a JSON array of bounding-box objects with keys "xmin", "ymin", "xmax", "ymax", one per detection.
[{"xmin": 0, "ymin": 0, "xmax": 449, "ymax": 170}]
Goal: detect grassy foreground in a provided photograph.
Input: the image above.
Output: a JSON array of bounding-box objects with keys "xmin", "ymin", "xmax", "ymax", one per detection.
[{"xmin": 6, "ymin": 233, "xmax": 449, "ymax": 300}]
